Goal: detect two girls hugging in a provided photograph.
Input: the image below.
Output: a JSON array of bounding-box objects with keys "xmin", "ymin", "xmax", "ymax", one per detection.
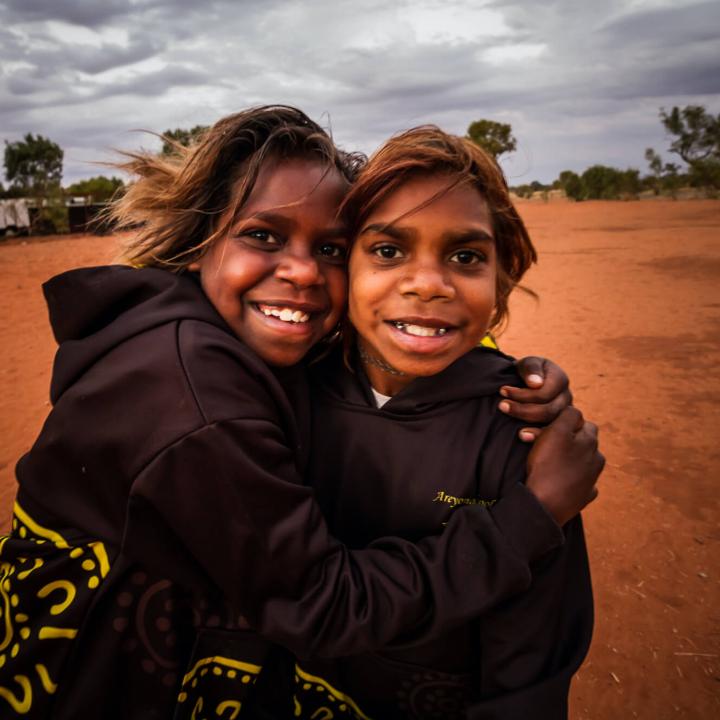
[{"xmin": 0, "ymin": 106, "xmax": 603, "ymax": 719}]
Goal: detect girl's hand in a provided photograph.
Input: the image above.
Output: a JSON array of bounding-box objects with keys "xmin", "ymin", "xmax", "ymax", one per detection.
[
  {"xmin": 499, "ymin": 356, "xmax": 573, "ymax": 441},
  {"xmin": 525, "ymin": 406, "xmax": 604, "ymax": 526}
]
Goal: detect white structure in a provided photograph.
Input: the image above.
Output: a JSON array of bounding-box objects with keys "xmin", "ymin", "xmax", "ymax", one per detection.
[{"xmin": 0, "ymin": 199, "xmax": 31, "ymax": 231}]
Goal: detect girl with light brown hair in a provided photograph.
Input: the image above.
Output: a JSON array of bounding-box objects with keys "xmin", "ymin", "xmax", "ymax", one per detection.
[{"xmin": 287, "ymin": 126, "xmax": 598, "ymax": 719}]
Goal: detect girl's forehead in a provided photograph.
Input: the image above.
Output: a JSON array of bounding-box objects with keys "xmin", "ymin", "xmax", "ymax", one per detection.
[
  {"xmin": 234, "ymin": 158, "xmax": 347, "ymax": 213},
  {"xmin": 364, "ymin": 174, "xmax": 489, "ymax": 224}
]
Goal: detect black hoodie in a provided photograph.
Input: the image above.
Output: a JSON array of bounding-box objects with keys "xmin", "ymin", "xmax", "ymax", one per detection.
[
  {"xmin": 1, "ymin": 266, "xmax": 564, "ymax": 719},
  {"xmin": 291, "ymin": 349, "xmax": 593, "ymax": 720}
]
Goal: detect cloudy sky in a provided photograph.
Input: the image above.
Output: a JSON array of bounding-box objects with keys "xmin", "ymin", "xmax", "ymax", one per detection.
[{"xmin": 1, "ymin": 0, "xmax": 718, "ymax": 185}]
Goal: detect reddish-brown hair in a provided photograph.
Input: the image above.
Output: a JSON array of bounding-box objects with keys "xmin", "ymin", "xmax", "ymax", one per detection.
[
  {"xmin": 110, "ymin": 105, "xmax": 363, "ymax": 270},
  {"xmin": 341, "ymin": 125, "xmax": 537, "ymax": 332}
]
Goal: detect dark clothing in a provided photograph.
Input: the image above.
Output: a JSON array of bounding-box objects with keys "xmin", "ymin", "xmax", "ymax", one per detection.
[
  {"xmin": 0, "ymin": 266, "xmax": 564, "ymax": 719},
  {"xmin": 292, "ymin": 349, "xmax": 593, "ymax": 720}
]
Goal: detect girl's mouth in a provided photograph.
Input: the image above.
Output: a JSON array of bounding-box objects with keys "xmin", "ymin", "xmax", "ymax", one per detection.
[
  {"xmin": 256, "ymin": 303, "xmax": 310, "ymax": 324},
  {"xmin": 389, "ymin": 321, "xmax": 448, "ymax": 337},
  {"xmin": 382, "ymin": 319, "xmax": 457, "ymax": 355}
]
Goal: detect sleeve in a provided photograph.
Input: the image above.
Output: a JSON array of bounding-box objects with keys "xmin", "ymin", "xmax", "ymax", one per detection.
[
  {"xmin": 469, "ymin": 432, "xmax": 594, "ymax": 718},
  {"xmin": 125, "ymin": 411, "xmax": 565, "ymax": 660}
]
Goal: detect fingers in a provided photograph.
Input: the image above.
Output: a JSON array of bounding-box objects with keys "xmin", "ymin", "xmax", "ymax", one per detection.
[
  {"xmin": 551, "ymin": 405, "xmax": 585, "ymax": 434},
  {"xmin": 594, "ymin": 450, "xmax": 606, "ymax": 476},
  {"xmin": 518, "ymin": 427, "xmax": 542, "ymax": 442},
  {"xmin": 514, "ymin": 356, "xmax": 547, "ymax": 388},
  {"xmin": 499, "ymin": 389, "xmax": 573, "ymax": 424},
  {"xmin": 512, "ymin": 357, "xmax": 570, "ymax": 399}
]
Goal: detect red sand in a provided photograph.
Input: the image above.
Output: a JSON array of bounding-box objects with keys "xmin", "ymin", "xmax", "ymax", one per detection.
[{"xmin": 1, "ymin": 200, "xmax": 719, "ymax": 718}]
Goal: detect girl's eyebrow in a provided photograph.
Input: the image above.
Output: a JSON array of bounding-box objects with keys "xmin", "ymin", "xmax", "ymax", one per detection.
[
  {"xmin": 361, "ymin": 223, "xmax": 493, "ymax": 244},
  {"xmin": 444, "ymin": 228, "xmax": 494, "ymax": 245},
  {"xmin": 240, "ymin": 210, "xmax": 347, "ymax": 238},
  {"xmin": 360, "ymin": 222, "xmax": 408, "ymax": 239}
]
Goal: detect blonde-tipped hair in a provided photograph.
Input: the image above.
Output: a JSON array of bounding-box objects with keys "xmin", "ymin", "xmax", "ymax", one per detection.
[{"xmin": 109, "ymin": 105, "xmax": 364, "ymax": 270}]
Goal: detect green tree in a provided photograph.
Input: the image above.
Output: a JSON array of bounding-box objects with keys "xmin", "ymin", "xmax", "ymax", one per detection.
[
  {"xmin": 558, "ymin": 170, "xmax": 583, "ymax": 201},
  {"xmin": 161, "ymin": 125, "xmax": 209, "ymax": 156},
  {"xmin": 644, "ymin": 148, "xmax": 686, "ymax": 197},
  {"xmin": 466, "ymin": 119, "xmax": 516, "ymax": 159},
  {"xmin": 4, "ymin": 133, "xmax": 63, "ymax": 195},
  {"xmin": 662, "ymin": 163, "xmax": 684, "ymax": 199},
  {"xmin": 4, "ymin": 133, "xmax": 66, "ymax": 233},
  {"xmin": 659, "ymin": 105, "xmax": 720, "ymax": 192},
  {"xmin": 660, "ymin": 106, "xmax": 719, "ymax": 164},
  {"xmin": 66, "ymin": 176, "xmax": 124, "ymax": 203},
  {"xmin": 620, "ymin": 169, "xmax": 641, "ymax": 198},
  {"xmin": 511, "ymin": 183, "xmax": 533, "ymax": 198},
  {"xmin": 645, "ymin": 148, "xmax": 663, "ymax": 195}
]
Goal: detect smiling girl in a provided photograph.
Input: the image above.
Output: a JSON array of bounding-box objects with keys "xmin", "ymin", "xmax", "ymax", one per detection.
[
  {"xmin": 0, "ymin": 108, "xmax": 598, "ymax": 720},
  {"xmin": 293, "ymin": 126, "xmax": 600, "ymax": 719}
]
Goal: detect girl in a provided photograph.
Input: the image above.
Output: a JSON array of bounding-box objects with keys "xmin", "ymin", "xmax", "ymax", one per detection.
[
  {"xmin": 291, "ymin": 126, "xmax": 600, "ymax": 719},
  {"xmin": 0, "ymin": 108, "xmax": 597, "ymax": 719}
]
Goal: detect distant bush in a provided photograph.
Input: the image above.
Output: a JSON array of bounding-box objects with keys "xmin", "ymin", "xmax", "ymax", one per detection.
[
  {"xmin": 66, "ymin": 176, "xmax": 125, "ymax": 203},
  {"xmin": 558, "ymin": 170, "xmax": 583, "ymax": 201}
]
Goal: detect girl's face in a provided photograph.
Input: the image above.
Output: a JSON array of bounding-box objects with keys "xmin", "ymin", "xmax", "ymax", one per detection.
[
  {"xmin": 348, "ymin": 174, "xmax": 497, "ymax": 395},
  {"xmin": 195, "ymin": 158, "xmax": 349, "ymax": 367}
]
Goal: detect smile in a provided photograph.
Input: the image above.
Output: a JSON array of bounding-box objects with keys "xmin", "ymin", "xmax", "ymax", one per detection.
[
  {"xmin": 388, "ymin": 321, "xmax": 451, "ymax": 337},
  {"xmin": 256, "ymin": 304, "xmax": 311, "ymax": 324}
]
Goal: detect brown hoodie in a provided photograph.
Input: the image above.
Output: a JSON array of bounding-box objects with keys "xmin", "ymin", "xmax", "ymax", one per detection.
[{"xmin": 1, "ymin": 266, "xmax": 564, "ymax": 719}]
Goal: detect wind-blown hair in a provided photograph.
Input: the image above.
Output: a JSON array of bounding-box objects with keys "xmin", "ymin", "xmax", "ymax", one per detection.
[
  {"xmin": 340, "ymin": 126, "xmax": 537, "ymax": 332},
  {"xmin": 110, "ymin": 105, "xmax": 364, "ymax": 270}
]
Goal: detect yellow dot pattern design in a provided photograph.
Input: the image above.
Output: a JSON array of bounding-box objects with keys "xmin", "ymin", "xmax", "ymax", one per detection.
[
  {"xmin": 0, "ymin": 503, "xmax": 113, "ymax": 717},
  {"xmin": 292, "ymin": 665, "xmax": 371, "ymax": 720},
  {"xmin": 176, "ymin": 655, "xmax": 261, "ymax": 712}
]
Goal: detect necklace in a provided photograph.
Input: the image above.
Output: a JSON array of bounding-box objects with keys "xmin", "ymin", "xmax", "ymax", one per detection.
[{"xmin": 358, "ymin": 344, "xmax": 407, "ymax": 376}]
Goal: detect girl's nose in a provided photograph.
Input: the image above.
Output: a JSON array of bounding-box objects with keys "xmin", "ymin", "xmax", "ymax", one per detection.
[
  {"xmin": 399, "ymin": 263, "xmax": 455, "ymax": 301},
  {"xmin": 275, "ymin": 250, "xmax": 323, "ymax": 288}
]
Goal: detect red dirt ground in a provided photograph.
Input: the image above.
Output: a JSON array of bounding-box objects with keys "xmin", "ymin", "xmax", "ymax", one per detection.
[{"xmin": 1, "ymin": 200, "xmax": 719, "ymax": 718}]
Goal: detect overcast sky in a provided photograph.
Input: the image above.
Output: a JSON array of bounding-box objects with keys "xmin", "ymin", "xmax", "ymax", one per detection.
[{"xmin": 1, "ymin": 0, "xmax": 718, "ymax": 185}]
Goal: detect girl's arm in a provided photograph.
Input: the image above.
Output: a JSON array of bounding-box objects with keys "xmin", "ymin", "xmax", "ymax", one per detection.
[
  {"xmin": 127, "ymin": 413, "xmax": 564, "ymax": 659},
  {"xmin": 125, "ymin": 328, "xmax": 600, "ymax": 660},
  {"xmin": 469, "ymin": 408, "xmax": 595, "ymax": 718}
]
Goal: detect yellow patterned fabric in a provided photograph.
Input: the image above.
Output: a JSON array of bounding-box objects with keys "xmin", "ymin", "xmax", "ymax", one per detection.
[
  {"xmin": 174, "ymin": 655, "xmax": 262, "ymax": 720},
  {"xmin": 0, "ymin": 503, "xmax": 110, "ymax": 716},
  {"xmin": 292, "ymin": 664, "xmax": 371, "ymax": 719}
]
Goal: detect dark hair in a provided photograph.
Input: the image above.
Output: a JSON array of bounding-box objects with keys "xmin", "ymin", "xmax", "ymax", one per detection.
[
  {"xmin": 110, "ymin": 105, "xmax": 364, "ymax": 269},
  {"xmin": 340, "ymin": 125, "xmax": 537, "ymax": 332}
]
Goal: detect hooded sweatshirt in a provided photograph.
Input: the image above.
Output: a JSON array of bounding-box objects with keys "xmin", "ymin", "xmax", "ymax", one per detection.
[
  {"xmin": 0, "ymin": 266, "xmax": 564, "ymax": 720},
  {"xmin": 293, "ymin": 349, "xmax": 593, "ymax": 720}
]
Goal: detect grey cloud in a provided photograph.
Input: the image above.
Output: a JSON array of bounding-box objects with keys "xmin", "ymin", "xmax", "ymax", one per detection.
[
  {"xmin": 4, "ymin": 37, "xmax": 162, "ymax": 91},
  {"xmin": 1, "ymin": 0, "xmax": 718, "ymax": 184},
  {"xmin": 54, "ymin": 37, "xmax": 161, "ymax": 76},
  {"xmin": 597, "ymin": 1, "xmax": 720, "ymax": 47},
  {"xmin": 0, "ymin": 0, "xmax": 135, "ymax": 27}
]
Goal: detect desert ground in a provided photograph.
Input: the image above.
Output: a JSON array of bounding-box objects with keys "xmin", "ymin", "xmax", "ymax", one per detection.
[{"xmin": 1, "ymin": 199, "xmax": 718, "ymax": 718}]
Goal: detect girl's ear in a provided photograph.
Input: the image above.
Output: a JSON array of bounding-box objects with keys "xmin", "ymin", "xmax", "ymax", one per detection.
[{"xmin": 187, "ymin": 261, "xmax": 201, "ymax": 272}]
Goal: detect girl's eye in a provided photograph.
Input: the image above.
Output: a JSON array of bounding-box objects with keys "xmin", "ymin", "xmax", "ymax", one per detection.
[
  {"xmin": 373, "ymin": 245, "xmax": 404, "ymax": 260},
  {"xmin": 449, "ymin": 249, "xmax": 485, "ymax": 265},
  {"xmin": 317, "ymin": 243, "xmax": 347, "ymax": 260},
  {"xmin": 242, "ymin": 229, "xmax": 281, "ymax": 246}
]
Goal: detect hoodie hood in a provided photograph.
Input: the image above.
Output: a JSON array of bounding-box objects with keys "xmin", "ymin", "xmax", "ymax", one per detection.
[
  {"xmin": 44, "ymin": 265, "xmax": 226, "ymax": 403},
  {"xmin": 312, "ymin": 344, "xmax": 521, "ymax": 416}
]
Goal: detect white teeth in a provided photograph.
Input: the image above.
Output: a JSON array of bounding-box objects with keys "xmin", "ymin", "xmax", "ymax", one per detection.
[
  {"xmin": 393, "ymin": 321, "xmax": 448, "ymax": 337},
  {"xmin": 258, "ymin": 305, "xmax": 310, "ymax": 323}
]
